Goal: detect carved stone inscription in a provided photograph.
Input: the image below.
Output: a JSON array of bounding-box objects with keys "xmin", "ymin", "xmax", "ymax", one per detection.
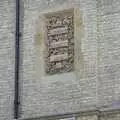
[{"xmin": 45, "ymin": 9, "xmax": 74, "ymax": 74}]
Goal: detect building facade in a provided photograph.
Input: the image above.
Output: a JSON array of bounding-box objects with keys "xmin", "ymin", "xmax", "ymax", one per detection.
[{"xmin": 0, "ymin": 0, "xmax": 120, "ymax": 120}]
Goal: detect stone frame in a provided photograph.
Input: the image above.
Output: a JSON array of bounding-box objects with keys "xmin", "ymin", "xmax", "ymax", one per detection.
[{"xmin": 44, "ymin": 8, "xmax": 74, "ymax": 75}]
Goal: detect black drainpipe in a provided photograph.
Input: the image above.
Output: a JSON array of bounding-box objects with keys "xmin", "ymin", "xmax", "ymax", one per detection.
[{"xmin": 14, "ymin": 0, "xmax": 20, "ymax": 119}]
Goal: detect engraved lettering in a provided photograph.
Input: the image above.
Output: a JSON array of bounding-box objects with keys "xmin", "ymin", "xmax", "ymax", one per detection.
[
  {"xmin": 50, "ymin": 53, "xmax": 68, "ymax": 62},
  {"xmin": 56, "ymin": 62, "xmax": 62, "ymax": 68},
  {"xmin": 48, "ymin": 26, "xmax": 68, "ymax": 35},
  {"xmin": 50, "ymin": 40, "xmax": 68, "ymax": 48}
]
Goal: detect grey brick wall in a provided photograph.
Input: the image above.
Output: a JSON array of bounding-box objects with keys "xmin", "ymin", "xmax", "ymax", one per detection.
[
  {"xmin": 0, "ymin": 0, "xmax": 120, "ymax": 120},
  {"xmin": 0, "ymin": 0, "xmax": 15, "ymax": 120},
  {"xmin": 20, "ymin": 0, "xmax": 98, "ymax": 119},
  {"xmin": 97, "ymin": 0, "xmax": 120, "ymax": 107},
  {"xmin": 100, "ymin": 113, "xmax": 120, "ymax": 120}
]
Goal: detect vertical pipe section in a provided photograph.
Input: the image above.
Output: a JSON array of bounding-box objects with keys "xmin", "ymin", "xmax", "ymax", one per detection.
[{"xmin": 14, "ymin": 0, "xmax": 20, "ymax": 119}]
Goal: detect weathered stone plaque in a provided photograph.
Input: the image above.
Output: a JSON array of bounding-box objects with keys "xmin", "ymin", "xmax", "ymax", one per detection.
[{"xmin": 44, "ymin": 9, "xmax": 74, "ymax": 74}]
